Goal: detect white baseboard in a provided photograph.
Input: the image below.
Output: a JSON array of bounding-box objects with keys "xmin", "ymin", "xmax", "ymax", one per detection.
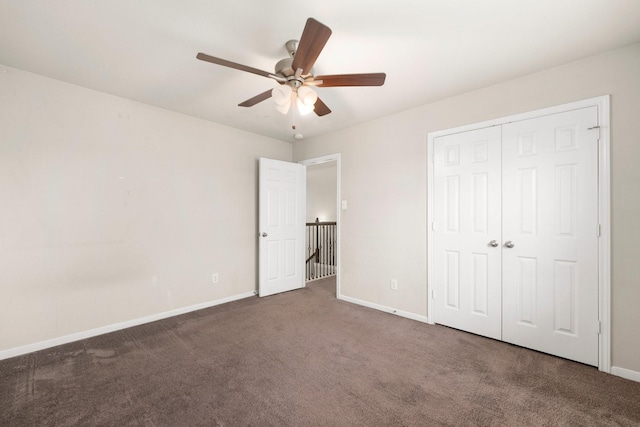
[
  {"xmin": 338, "ymin": 294, "xmax": 429, "ymax": 324},
  {"xmin": 0, "ymin": 290, "xmax": 256, "ymax": 361},
  {"xmin": 611, "ymin": 366, "xmax": 640, "ymax": 383}
]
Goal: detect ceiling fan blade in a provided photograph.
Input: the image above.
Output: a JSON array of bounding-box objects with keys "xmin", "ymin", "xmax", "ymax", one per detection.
[
  {"xmin": 238, "ymin": 89, "xmax": 273, "ymax": 107},
  {"xmin": 291, "ymin": 18, "xmax": 332, "ymax": 75},
  {"xmin": 314, "ymin": 97, "xmax": 331, "ymax": 116},
  {"xmin": 315, "ymin": 73, "xmax": 386, "ymax": 87},
  {"xmin": 196, "ymin": 52, "xmax": 273, "ymax": 79}
]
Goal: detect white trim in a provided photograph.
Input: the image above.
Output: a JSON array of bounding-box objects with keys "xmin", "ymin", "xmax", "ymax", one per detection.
[
  {"xmin": 596, "ymin": 97, "xmax": 611, "ymax": 373},
  {"xmin": 427, "ymin": 96, "xmax": 610, "ymax": 139},
  {"xmin": 339, "ymin": 294, "xmax": 430, "ymax": 324},
  {"xmin": 0, "ymin": 290, "xmax": 255, "ymax": 361},
  {"xmin": 299, "ymin": 153, "xmax": 342, "ymax": 298},
  {"xmin": 426, "ymin": 137, "xmax": 435, "ymax": 325},
  {"xmin": 426, "ymin": 95, "xmax": 611, "ymax": 372},
  {"xmin": 610, "ymin": 366, "xmax": 640, "ymax": 383}
]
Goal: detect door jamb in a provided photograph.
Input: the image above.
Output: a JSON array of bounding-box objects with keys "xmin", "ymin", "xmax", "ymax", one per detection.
[
  {"xmin": 426, "ymin": 96, "xmax": 611, "ymax": 373},
  {"xmin": 299, "ymin": 154, "xmax": 342, "ymax": 298}
]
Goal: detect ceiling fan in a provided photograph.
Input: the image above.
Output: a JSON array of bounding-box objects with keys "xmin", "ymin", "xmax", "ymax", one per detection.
[{"xmin": 196, "ymin": 17, "xmax": 386, "ymax": 118}]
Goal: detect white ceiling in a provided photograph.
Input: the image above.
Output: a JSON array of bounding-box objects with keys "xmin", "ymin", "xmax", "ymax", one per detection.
[{"xmin": 1, "ymin": 1, "xmax": 640, "ymax": 142}]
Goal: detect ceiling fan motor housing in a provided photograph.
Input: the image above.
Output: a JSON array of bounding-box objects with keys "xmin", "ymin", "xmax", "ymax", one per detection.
[
  {"xmin": 275, "ymin": 57, "xmax": 296, "ymax": 77},
  {"xmin": 275, "ymin": 40, "xmax": 313, "ymax": 82}
]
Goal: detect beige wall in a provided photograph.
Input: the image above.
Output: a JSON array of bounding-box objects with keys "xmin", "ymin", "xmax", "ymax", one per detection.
[
  {"xmin": 306, "ymin": 162, "xmax": 337, "ymax": 223},
  {"xmin": 293, "ymin": 43, "xmax": 640, "ymax": 373},
  {"xmin": 0, "ymin": 65, "xmax": 292, "ymax": 352}
]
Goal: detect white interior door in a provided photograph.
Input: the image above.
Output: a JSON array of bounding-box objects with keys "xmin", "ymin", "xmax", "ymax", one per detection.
[
  {"xmin": 432, "ymin": 126, "xmax": 503, "ymax": 340},
  {"xmin": 501, "ymin": 107, "xmax": 599, "ymax": 366},
  {"xmin": 258, "ymin": 158, "xmax": 306, "ymax": 297}
]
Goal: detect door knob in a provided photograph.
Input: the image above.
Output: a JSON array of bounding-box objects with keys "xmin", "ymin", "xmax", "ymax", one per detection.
[
  {"xmin": 504, "ymin": 240, "xmax": 515, "ymax": 248},
  {"xmin": 489, "ymin": 240, "xmax": 499, "ymax": 247},
  {"xmin": 261, "ymin": 232, "xmax": 268, "ymax": 237}
]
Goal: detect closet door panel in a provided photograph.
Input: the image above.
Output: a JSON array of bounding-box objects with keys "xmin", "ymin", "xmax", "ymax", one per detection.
[
  {"xmin": 501, "ymin": 107, "xmax": 599, "ymax": 366},
  {"xmin": 432, "ymin": 127, "xmax": 502, "ymax": 339}
]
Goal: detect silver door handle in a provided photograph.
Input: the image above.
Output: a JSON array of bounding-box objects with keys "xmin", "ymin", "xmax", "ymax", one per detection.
[
  {"xmin": 489, "ymin": 240, "xmax": 499, "ymax": 247},
  {"xmin": 504, "ymin": 240, "xmax": 515, "ymax": 248},
  {"xmin": 261, "ymin": 232, "xmax": 268, "ymax": 237}
]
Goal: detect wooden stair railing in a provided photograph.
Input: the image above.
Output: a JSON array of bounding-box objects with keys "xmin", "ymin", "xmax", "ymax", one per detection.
[{"xmin": 305, "ymin": 218, "xmax": 337, "ymax": 281}]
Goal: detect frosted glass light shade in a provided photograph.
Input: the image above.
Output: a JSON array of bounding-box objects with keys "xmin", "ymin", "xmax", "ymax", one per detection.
[
  {"xmin": 274, "ymin": 101, "xmax": 291, "ymax": 114},
  {"xmin": 296, "ymin": 86, "xmax": 317, "ymax": 115},
  {"xmin": 271, "ymin": 84, "xmax": 318, "ymax": 116},
  {"xmin": 272, "ymin": 85, "xmax": 293, "ymax": 114},
  {"xmin": 297, "ymin": 86, "xmax": 317, "ymax": 107}
]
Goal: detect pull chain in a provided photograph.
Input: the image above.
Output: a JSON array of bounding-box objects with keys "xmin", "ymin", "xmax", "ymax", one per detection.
[{"xmin": 291, "ymin": 95, "xmax": 298, "ymax": 130}]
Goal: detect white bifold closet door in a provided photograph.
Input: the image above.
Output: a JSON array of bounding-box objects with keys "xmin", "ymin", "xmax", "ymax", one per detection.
[
  {"xmin": 501, "ymin": 108, "xmax": 599, "ymax": 365},
  {"xmin": 432, "ymin": 126, "xmax": 503, "ymax": 340},
  {"xmin": 433, "ymin": 107, "xmax": 599, "ymax": 366}
]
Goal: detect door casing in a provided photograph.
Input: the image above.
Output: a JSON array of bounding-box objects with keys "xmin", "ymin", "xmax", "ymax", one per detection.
[{"xmin": 426, "ymin": 96, "xmax": 611, "ymax": 372}]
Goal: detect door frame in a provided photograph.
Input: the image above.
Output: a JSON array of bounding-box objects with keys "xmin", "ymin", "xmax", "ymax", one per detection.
[
  {"xmin": 299, "ymin": 153, "xmax": 342, "ymax": 298},
  {"xmin": 426, "ymin": 96, "xmax": 611, "ymax": 372}
]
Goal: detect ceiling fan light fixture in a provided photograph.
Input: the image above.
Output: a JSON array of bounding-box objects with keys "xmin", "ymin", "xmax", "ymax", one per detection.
[
  {"xmin": 272, "ymin": 85, "xmax": 293, "ymax": 114},
  {"xmin": 272, "ymin": 85, "xmax": 292, "ymax": 105},
  {"xmin": 296, "ymin": 97, "xmax": 315, "ymax": 116},
  {"xmin": 274, "ymin": 101, "xmax": 291, "ymax": 115},
  {"xmin": 295, "ymin": 86, "xmax": 317, "ymax": 115},
  {"xmin": 297, "ymin": 86, "xmax": 317, "ymax": 106}
]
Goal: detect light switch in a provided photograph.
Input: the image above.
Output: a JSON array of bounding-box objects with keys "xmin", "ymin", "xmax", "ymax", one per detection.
[{"xmin": 341, "ymin": 200, "xmax": 348, "ymax": 210}]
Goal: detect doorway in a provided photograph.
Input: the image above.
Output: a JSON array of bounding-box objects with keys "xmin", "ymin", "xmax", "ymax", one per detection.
[{"xmin": 299, "ymin": 154, "xmax": 341, "ymax": 298}]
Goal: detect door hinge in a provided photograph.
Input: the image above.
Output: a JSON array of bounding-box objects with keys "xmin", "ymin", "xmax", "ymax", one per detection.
[
  {"xmin": 431, "ymin": 289, "xmax": 435, "ymax": 299},
  {"xmin": 597, "ymin": 224, "xmax": 601, "ymax": 237},
  {"xmin": 588, "ymin": 125, "xmax": 600, "ymax": 140},
  {"xmin": 597, "ymin": 321, "xmax": 601, "ymax": 334},
  {"xmin": 431, "ymin": 222, "xmax": 435, "ymax": 231}
]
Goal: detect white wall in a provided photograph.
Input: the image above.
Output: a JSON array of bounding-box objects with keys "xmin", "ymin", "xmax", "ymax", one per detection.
[
  {"xmin": 293, "ymin": 43, "xmax": 640, "ymax": 374},
  {"xmin": 0, "ymin": 65, "xmax": 292, "ymax": 354},
  {"xmin": 306, "ymin": 162, "xmax": 337, "ymax": 223}
]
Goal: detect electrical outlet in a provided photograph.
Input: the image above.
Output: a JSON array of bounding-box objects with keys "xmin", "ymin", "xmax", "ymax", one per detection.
[
  {"xmin": 390, "ymin": 279, "xmax": 398, "ymax": 290},
  {"xmin": 212, "ymin": 273, "xmax": 219, "ymax": 284}
]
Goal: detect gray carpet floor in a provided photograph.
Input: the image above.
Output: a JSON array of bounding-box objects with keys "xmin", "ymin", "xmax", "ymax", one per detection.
[{"xmin": 1, "ymin": 277, "xmax": 639, "ymax": 426}]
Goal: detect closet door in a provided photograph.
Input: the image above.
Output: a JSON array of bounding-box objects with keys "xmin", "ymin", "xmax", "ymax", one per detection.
[
  {"xmin": 432, "ymin": 127, "xmax": 502, "ymax": 339},
  {"xmin": 501, "ymin": 107, "xmax": 599, "ymax": 366}
]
